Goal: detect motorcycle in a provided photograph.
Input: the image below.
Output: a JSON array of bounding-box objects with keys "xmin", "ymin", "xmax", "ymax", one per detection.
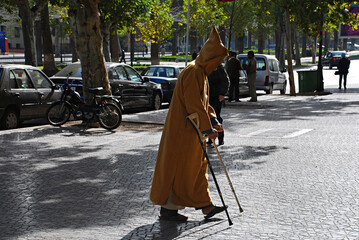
[{"xmin": 46, "ymin": 72, "xmax": 123, "ymax": 130}]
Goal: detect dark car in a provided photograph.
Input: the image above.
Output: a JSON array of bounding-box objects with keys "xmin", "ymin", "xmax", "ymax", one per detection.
[
  {"xmin": 50, "ymin": 62, "xmax": 163, "ymax": 111},
  {"xmin": 141, "ymin": 65, "xmax": 183, "ymax": 103},
  {"xmin": 322, "ymin": 51, "xmax": 350, "ymax": 69},
  {"xmin": 0, "ymin": 64, "xmax": 62, "ymax": 129}
]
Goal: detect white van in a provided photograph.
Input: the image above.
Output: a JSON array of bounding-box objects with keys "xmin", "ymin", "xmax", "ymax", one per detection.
[{"xmin": 237, "ymin": 54, "xmax": 287, "ymax": 94}]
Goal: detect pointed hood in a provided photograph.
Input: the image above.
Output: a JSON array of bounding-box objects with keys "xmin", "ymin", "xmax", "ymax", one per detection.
[{"xmin": 195, "ymin": 26, "xmax": 228, "ymax": 75}]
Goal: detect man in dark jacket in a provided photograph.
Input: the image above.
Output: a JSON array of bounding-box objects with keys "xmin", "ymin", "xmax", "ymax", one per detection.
[
  {"xmin": 208, "ymin": 64, "xmax": 229, "ymax": 146},
  {"xmin": 338, "ymin": 53, "xmax": 350, "ymax": 90},
  {"xmin": 225, "ymin": 51, "xmax": 242, "ymax": 102}
]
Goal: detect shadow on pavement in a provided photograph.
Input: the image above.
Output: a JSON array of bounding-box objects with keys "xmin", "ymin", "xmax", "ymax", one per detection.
[{"xmin": 120, "ymin": 218, "xmax": 229, "ymax": 240}]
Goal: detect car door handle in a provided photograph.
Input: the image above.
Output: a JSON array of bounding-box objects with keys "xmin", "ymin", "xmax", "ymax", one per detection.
[{"xmin": 12, "ymin": 93, "xmax": 20, "ymax": 97}]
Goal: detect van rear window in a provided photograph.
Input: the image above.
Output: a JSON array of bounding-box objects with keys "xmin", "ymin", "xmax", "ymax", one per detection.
[{"xmin": 238, "ymin": 57, "xmax": 266, "ymax": 71}]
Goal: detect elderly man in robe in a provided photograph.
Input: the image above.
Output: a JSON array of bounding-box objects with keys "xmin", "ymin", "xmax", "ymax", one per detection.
[{"xmin": 150, "ymin": 26, "xmax": 229, "ymax": 221}]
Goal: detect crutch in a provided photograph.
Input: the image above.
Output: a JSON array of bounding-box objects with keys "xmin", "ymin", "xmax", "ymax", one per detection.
[
  {"xmin": 211, "ymin": 139, "xmax": 244, "ymax": 213},
  {"xmin": 187, "ymin": 113, "xmax": 233, "ymax": 226}
]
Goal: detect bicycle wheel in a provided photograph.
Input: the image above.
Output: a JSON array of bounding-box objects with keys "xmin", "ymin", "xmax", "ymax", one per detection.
[
  {"xmin": 47, "ymin": 102, "xmax": 71, "ymax": 126},
  {"xmin": 98, "ymin": 103, "xmax": 122, "ymax": 130}
]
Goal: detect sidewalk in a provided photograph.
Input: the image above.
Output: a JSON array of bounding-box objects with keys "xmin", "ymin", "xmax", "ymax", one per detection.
[{"xmin": 1, "ymin": 86, "xmax": 358, "ymax": 239}]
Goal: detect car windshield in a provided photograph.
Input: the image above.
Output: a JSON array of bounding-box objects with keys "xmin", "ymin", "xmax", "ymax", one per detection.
[
  {"xmin": 54, "ymin": 64, "xmax": 82, "ymax": 77},
  {"xmin": 332, "ymin": 52, "xmax": 346, "ymax": 57},
  {"xmin": 144, "ymin": 67, "xmax": 175, "ymax": 78},
  {"xmin": 239, "ymin": 57, "xmax": 266, "ymax": 71}
]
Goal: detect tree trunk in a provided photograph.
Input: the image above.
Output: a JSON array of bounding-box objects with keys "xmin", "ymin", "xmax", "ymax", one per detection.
[
  {"xmin": 258, "ymin": 26, "xmax": 265, "ymax": 54},
  {"xmin": 324, "ymin": 31, "xmax": 329, "ymax": 54},
  {"xmin": 219, "ymin": 26, "xmax": 226, "ymax": 49},
  {"xmin": 101, "ymin": 21, "xmax": 111, "ymax": 62},
  {"xmin": 171, "ymin": 23, "xmax": 178, "ymax": 56},
  {"xmin": 247, "ymin": 32, "xmax": 252, "ymax": 49},
  {"xmin": 334, "ymin": 29, "xmax": 338, "ymax": 51},
  {"xmin": 35, "ymin": 20, "xmax": 43, "ymax": 64},
  {"xmin": 189, "ymin": 29, "xmax": 197, "ymax": 54},
  {"xmin": 41, "ymin": 3, "xmax": 59, "ymax": 76},
  {"xmin": 275, "ymin": 27, "xmax": 281, "ymax": 60},
  {"xmin": 301, "ymin": 33, "xmax": 307, "ymax": 57},
  {"xmin": 110, "ymin": 25, "xmax": 119, "ymax": 62},
  {"xmin": 18, "ymin": 1, "xmax": 36, "ymax": 66},
  {"xmin": 311, "ymin": 37, "xmax": 317, "ymax": 64},
  {"xmin": 285, "ymin": 9, "xmax": 296, "ymax": 96},
  {"xmin": 294, "ymin": 24, "xmax": 301, "ymax": 66},
  {"xmin": 69, "ymin": 0, "xmax": 111, "ymax": 103},
  {"xmin": 238, "ymin": 34, "xmax": 244, "ymax": 54},
  {"xmin": 151, "ymin": 42, "xmax": 160, "ymax": 65}
]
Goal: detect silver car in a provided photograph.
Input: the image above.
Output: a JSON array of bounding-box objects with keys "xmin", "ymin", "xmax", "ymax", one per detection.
[{"xmin": 238, "ymin": 54, "xmax": 287, "ymax": 94}]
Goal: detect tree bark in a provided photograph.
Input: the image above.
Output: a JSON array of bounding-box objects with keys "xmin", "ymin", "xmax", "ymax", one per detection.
[
  {"xmin": 301, "ymin": 33, "xmax": 307, "ymax": 57},
  {"xmin": 311, "ymin": 37, "xmax": 317, "ymax": 64},
  {"xmin": 293, "ymin": 24, "xmax": 301, "ymax": 66},
  {"xmin": 151, "ymin": 42, "xmax": 160, "ymax": 65},
  {"xmin": 35, "ymin": 20, "xmax": 42, "ymax": 64},
  {"xmin": 18, "ymin": 1, "xmax": 36, "ymax": 66},
  {"xmin": 110, "ymin": 25, "xmax": 119, "ymax": 62},
  {"xmin": 41, "ymin": 3, "xmax": 59, "ymax": 76},
  {"xmin": 258, "ymin": 26, "xmax": 265, "ymax": 54},
  {"xmin": 69, "ymin": 0, "xmax": 111, "ymax": 103},
  {"xmin": 334, "ymin": 29, "xmax": 338, "ymax": 51},
  {"xmin": 324, "ymin": 31, "xmax": 329, "ymax": 55},
  {"xmin": 101, "ymin": 21, "xmax": 111, "ymax": 62},
  {"xmin": 285, "ymin": 9, "xmax": 296, "ymax": 96},
  {"xmin": 237, "ymin": 34, "xmax": 244, "ymax": 54},
  {"xmin": 189, "ymin": 29, "xmax": 197, "ymax": 54}
]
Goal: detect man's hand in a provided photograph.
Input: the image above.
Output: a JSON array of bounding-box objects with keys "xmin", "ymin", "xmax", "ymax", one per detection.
[
  {"xmin": 219, "ymin": 95, "xmax": 225, "ymax": 102},
  {"xmin": 213, "ymin": 124, "xmax": 223, "ymax": 132},
  {"xmin": 207, "ymin": 129, "xmax": 218, "ymax": 139}
]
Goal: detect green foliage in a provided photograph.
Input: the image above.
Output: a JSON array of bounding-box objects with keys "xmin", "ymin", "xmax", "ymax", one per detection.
[
  {"xmin": 183, "ymin": 0, "xmax": 226, "ymax": 36},
  {"xmin": 135, "ymin": 0, "xmax": 174, "ymax": 44}
]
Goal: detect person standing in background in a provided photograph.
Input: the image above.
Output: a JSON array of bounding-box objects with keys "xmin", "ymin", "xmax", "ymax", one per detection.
[
  {"xmin": 246, "ymin": 51, "xmax": 257, "ymax": 102},
  {"xmin": 338, "ymin": 52, "xmax": 350, "ymax": 90},
  {"xmin": 225, "ymin": 51, "xmax": 242, "ymax": 102},
  {"xmin": 208, "ymin": 64, "xmax": 229, "ymax": 146}
]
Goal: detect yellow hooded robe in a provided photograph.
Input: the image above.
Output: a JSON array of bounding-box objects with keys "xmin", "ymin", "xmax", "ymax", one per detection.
[{"xmin": 150, "ymin": 26, "xmax": 228, "ymax": 208}]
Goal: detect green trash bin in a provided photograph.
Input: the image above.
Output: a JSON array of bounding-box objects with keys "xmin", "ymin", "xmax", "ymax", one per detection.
[{"xmin": 297, "ymin": 70, "xmax": 318, "ymax": 93}]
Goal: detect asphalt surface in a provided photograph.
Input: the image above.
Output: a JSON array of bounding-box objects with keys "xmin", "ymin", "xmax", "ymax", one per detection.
[{"xmin": 1, "ymin": 80, "xmax": 358, "ymax": 239}]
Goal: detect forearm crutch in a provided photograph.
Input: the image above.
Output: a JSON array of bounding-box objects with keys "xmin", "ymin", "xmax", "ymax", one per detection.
[
  {"xmin": 211, "ymin": 139, "xmax": 244, "ymax": 213},
  {"xmin": 187, "ymin": 113, "xmax": 233, "ymax": 226}
]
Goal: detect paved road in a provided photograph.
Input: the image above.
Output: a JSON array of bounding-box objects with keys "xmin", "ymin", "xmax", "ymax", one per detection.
[
  {"xmin": 1, "ymin": 84, "xmax": 358, "ymax": 239},
  {"xmin": 1, "ymin": 60, "xmax": 359, "ymax": 239}
]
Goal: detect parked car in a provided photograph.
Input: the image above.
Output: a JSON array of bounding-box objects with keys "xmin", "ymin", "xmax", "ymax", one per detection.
[
  {"xmin": 50, "ymin": 62, "xmax": 163, "ymax": 111},
  {"xmin": 0, "ymin": 64, "xmax": 62, "ymax": 129},
  {"xmin": 322, "ymin": 51, "xmax": 350, "ymax": 69},
  {"xmin": 141, "ymin": 65, "xmax": 183, "ymax": 103},
  {"xmin": 237, "ymin": 54, "xmax": 287, "ymax": 94},
  {"xmin": 238, "ymin": 69, "xmax": 249, "ymax": 95}
]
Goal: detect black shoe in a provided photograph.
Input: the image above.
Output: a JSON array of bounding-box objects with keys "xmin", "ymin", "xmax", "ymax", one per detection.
[
  {"xmin": 218, "ymin": 141, "xmax": 224, "ymax": 146},
  {"xmin": 160, "ymin": 207, "xmax": 188, "ymax": 222},
  {"xmin": 248, "ymin": 99, "xmax": 257, "ymax": 102},
  {"xmin": 203, "ymin": 205, "xmax": 228, "ymax": 219},
  {"xmin": 235, "ymin": 99, "xmax": 241, "ymax": 102}
]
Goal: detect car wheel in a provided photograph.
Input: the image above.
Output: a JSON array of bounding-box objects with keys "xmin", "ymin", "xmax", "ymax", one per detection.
[
  {"xmin": 0, "ymin": 109, "xmax": 19, "ymax": 129},
  {"xmin": 152, "ymin": 92, "xmax": 162, "ymax": 110},
  {"xmin": 265, "ymin": 84, "xmax": 273, "ymax": 94},
  {"xmin": 280, "ymin": 82, "xmax": 287, "ymax": 94},
  {"xmin": 329, "ymin": 62, "xmax": 332, "ymax": 69}
]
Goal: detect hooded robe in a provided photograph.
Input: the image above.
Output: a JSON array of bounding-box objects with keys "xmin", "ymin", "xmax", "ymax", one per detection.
[{"xmin": 150, "ymin": 26, "xmax": 228, "ymax": 208}]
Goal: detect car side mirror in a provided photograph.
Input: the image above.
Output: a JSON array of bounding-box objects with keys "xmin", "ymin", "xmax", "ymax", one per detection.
[{"xmin": 143, "ymin": 76, "xmax": 150, "ymax": 82}]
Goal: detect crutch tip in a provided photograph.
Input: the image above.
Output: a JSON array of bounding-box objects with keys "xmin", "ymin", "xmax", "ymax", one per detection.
[
  {"xmin": 229, "ymin": 220, "xmax": 233, "ymax": 226},
  {"xmin": 239, "ymin": 208, "xmax": 244, "ymax": 213}
]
